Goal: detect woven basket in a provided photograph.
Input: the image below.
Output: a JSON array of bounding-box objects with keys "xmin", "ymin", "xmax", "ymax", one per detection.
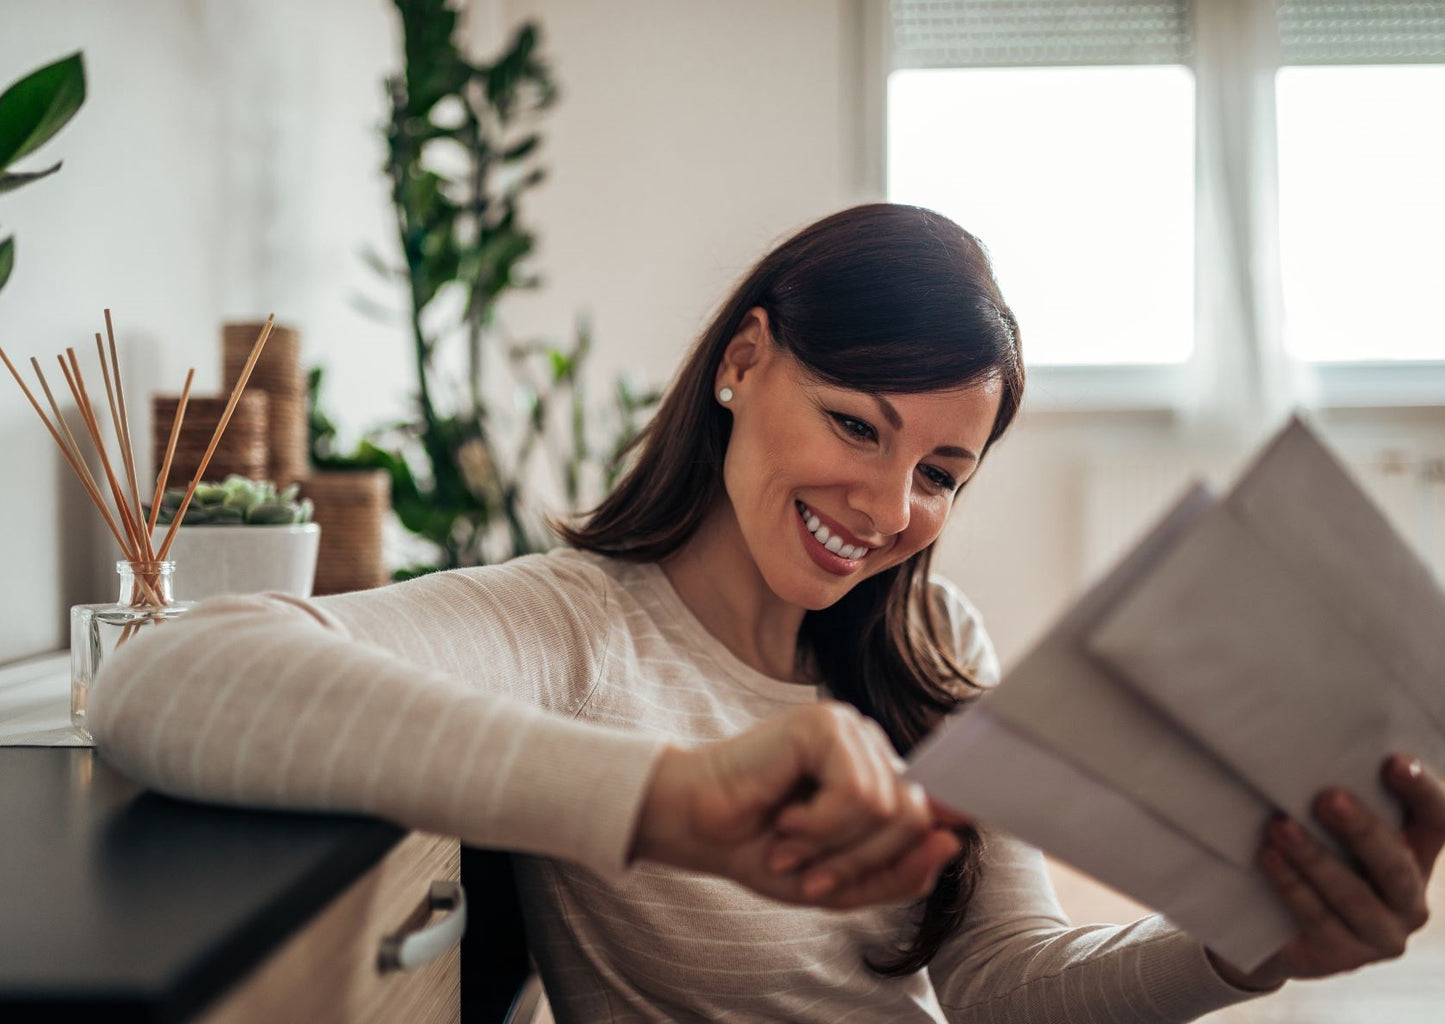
[
  {"xmin": 223, "ymin": 321, "xmax": 308, "ymax": 485},
  {"xmin": 301, "ymin": 469, "xmax": 392, "ymax": 595},
  {"xmin": 151, "ymin": 392, "xmax": 269, "ymax": 491}
]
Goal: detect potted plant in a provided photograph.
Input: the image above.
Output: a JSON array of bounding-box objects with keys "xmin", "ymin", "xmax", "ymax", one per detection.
[
  {"xmin": 149, "ymin": 476, "xmax": 321, "ymax": 602},
  {"xmin": 310, "ymin": 3, "xmax": 656, "ymax": 581}
]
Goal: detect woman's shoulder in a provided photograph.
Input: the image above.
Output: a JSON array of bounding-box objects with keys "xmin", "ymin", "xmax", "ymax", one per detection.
[
  {"xmin": 448, "ymin": 547, "xmax": 654, "ymax": 616},
  {"xmin": 924, "ymin": 575, "xmax": 1002, "ymax": 687}
]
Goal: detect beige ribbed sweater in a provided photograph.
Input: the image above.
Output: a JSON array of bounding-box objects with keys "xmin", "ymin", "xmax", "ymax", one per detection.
[{"xmin": 90, "ymin": 549, "xmax": 1262, "ymax": 1022}]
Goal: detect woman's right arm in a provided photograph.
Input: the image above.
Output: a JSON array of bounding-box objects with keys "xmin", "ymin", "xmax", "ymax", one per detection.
[
  {"xmin": 89, "ymin": 559, "xmax": 664, "ymax": 877},
  {"xmin": 89, "ymin": 559, "xmax": 960, "ymax": 904}
]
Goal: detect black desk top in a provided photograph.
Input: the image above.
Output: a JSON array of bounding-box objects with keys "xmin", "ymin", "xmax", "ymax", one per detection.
[{"xmin": 0, "ymin": 748, "xmax": 402, "ymax": 1023}]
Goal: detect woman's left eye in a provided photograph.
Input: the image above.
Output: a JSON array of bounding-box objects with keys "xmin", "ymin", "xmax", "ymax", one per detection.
[
  {"xmin": 830, "ymin": 413, "xmax": 877, "ymax": 442},
  {"xmin": 921, "ymin": 466, "xmax": 957, "ymax": 492}
]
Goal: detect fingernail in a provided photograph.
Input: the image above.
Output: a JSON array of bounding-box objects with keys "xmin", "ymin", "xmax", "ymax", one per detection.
[
  {"xmin": 802, "ymin": 871, "xmax": 836, "ymax": 899},
  {"xmin": 1274, "ymin": 818, "xmax": 1307, "ymax": 848},
  {"xmin": 770, "ymin": 850, "xmax": 802, "ymax": 874},
  {"xmin": 1404, "ymin": 757, "xmax": 1424, "ymax": 781},
  {"xmin": 1326, "ymin": 790, "xmax": 1357, "ymax": 821}
]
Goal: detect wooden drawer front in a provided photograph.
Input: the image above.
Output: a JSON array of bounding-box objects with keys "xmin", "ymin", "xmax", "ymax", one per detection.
[{"xmin": 201, "ymin": 832, "xmax": 461, "ymax": 1024}]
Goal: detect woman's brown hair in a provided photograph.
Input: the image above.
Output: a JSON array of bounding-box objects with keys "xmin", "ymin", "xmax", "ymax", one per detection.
[{"xmin": 559, "ymin": 203, "xmax": 1025, "ymax": 974}]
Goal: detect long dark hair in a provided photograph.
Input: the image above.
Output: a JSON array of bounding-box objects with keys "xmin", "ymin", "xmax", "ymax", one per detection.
[{"xmin": 559, "ymin": 203, "xmax": 1024, "ymax": 974}]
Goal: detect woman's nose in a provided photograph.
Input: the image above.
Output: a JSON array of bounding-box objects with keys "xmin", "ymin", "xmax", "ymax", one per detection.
[{"xmin": 849, "ymin": 466, "xmax": 911, "ymax": 537}]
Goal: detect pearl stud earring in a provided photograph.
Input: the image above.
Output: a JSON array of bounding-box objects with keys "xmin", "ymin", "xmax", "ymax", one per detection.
[{"xmin": 718, "ymin": 387, "xmax": 734, "ymax": 403}]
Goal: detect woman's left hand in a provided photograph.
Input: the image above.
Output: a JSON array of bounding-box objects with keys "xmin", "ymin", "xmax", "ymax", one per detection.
[{"xmin": 1209, "ymin": 753, "xmax": 1445, "ymax": 992}]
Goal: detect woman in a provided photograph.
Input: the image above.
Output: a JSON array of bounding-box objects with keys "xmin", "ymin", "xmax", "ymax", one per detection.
[{"xmin": 92, "ymin": 204, "xmax": 1443, "ymax": 1022}]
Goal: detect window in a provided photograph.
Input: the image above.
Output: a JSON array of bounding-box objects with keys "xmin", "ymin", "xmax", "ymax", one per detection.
[
  {"xmin": 882, "ymin": 0, "xmax": 1445, "ymax": 403},
  {"xmin": 1276, "ymin": 64, "xmax": 1445, "ymax": 363},
  {"xmin": 889, "ymin": 66, "xmax": 1194, "ymax": 366}
]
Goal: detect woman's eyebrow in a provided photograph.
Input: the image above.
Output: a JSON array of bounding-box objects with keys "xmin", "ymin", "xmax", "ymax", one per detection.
[
  {"xmin": 870, "ymin": 394, "xmax": 904, "ymax": 429},
  {"xmin": 871, "ymin": 394, "xmax": 979, "ymax": 462}
]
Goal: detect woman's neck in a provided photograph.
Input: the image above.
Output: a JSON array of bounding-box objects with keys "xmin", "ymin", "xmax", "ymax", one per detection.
[{"xmin": 661, "ymin": 504, "xmax": 810, "ymax": 683}]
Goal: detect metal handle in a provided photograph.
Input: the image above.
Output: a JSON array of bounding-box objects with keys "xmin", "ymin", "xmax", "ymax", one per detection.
[{"xmin": 377, "ymin": 880, "xmax": 467, "ymax": 973}]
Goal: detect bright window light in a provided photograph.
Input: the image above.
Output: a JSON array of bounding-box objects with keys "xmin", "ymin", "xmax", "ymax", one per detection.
[
  {"xmin": 1276, "ymin": 65, "xmax": 1445, "ymax": 363},
  {"xmin": 887, "ymin": 66, "xmax": 1195, "ymax": 366}
]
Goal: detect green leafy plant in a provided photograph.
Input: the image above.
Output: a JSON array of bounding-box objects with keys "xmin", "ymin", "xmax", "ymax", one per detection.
[
  {"xmin": 314, "ymin": 2, "xmax": 656, "ymax": 578},
  {"xmin": 150, "ymin": 477, "xmax": 314, "ymax": 527},
  {"xmin": 0, "ymin": 51, "xmax": 86, "ymax": 292}
]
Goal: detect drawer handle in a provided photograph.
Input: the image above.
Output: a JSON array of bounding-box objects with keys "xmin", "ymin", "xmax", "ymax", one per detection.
[{"xmin": 377, "ymin": 880, "xmax": 468, "ymax": 973}]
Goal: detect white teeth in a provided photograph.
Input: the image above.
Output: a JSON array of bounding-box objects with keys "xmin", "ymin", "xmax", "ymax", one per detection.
[{"xmin": 797, "ymin": 502, "xmax": 868, "ymax": 560}]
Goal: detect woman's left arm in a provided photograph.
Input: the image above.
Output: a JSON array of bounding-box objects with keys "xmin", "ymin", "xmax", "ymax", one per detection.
[{"xmin": 1209, "ymin": 753, "xmax": 1445, "ymax": 991}]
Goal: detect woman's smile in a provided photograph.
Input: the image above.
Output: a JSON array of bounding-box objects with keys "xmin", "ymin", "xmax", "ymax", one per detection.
[{"xmin": 795, "ymin": 500, "xmax": 873, "ymax": 574}]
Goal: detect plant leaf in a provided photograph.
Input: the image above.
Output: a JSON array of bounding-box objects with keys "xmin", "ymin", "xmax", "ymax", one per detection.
[
  {"xmin": 0, "ymin": 52, "xmax": 86, "ymax": 172},
  {"xmin": 0, "ymin": 160, "xmax": 62, "ymax": 194},
  {"xmin": 0, "ymin": 236, "xmax": 13, "ymax": 292}
]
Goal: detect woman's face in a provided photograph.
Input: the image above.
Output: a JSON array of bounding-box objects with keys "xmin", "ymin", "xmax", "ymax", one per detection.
[{"xmin": 717, "ymin": 310, "xmax": 1003, "ymax": 611}]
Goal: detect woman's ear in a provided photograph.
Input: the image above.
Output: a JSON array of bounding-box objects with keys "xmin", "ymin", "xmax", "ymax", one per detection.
[{"xmin": 715, "ymin": 307, "xmax": 773, "ymax": 394}]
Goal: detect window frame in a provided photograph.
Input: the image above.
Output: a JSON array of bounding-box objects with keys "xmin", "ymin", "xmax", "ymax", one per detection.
[{"xmin": 860, "ymin": 0, "xmax": 1445, "ymax": 415}]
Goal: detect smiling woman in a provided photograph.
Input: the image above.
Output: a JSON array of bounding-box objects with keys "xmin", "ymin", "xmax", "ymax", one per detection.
[{"xmin": 87, "ymin": 203, "xmax": 1442, "ymax": 1023}]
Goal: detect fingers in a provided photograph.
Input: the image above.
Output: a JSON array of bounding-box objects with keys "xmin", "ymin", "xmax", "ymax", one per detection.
[
  {"xmin": 822, "ymin": 829, "xmax": 963, "ymax": 910},
  {"xmin": 1384, "ymin": 754, "xmax": 1445, "ymax": 872},
  {"xmin": 1267, "ymin": 815, "xmax": 1412, "ymax": 959},
  {"xmin": 1314, "ymin": 788, "xmax": 1430, "ymax": 930},
  {"xmin": 764, "ymin": 703, "xmax": 964, "ymax": 902},
  {"xmin": 771, "ymin": 706, "xmax": 908, "ymax": 858},
  {"xmin": 791, "ymin": 780, "xmax": 937, "ymax": 900}
]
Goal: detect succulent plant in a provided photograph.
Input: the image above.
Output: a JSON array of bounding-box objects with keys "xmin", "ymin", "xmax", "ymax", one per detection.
[{"xmin": 151, "ymin": 476, "xmax": 314, "ymax": 527}]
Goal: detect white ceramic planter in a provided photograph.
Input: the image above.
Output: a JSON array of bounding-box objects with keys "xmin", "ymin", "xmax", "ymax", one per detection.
[{"xmin": 150, "ymin": 524, "xmax": 322, "ymax": 603}]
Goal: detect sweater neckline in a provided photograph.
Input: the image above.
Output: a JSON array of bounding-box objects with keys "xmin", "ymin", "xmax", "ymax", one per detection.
[{"xmin": 634, "ymin": 561, "xmax": 820, "ymax": 704}]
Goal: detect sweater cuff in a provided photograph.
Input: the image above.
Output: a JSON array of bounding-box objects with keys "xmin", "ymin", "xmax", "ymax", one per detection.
[
  {"xmin": 458, "ymin": 700, "xmax": 670, "ymax": 880},
  {"xmin": 1137, "ymin": 929, "xmax": 1279, "ymax": 1019}
]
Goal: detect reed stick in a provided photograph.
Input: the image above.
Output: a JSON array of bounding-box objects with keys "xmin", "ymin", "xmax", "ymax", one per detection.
[
  {"xmin": 148, "ymin": 367, "xmax": 195, "ymax": 536},
  {"xmin": 59, "ymin": 350, "xmax": 145, "ymax": 558},
  {"xmin": 157, "ymin": 315, "xmax": 274, "ymax": 562},
  {"xmin": 100, "ymin": 313, "xmax": 152, "ymax": 562}
]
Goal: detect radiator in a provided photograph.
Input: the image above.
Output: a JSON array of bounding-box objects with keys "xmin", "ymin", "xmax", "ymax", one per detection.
[{"xmin": 1082, "ymin": 449, "xmax": 1445, "ymax": 586}]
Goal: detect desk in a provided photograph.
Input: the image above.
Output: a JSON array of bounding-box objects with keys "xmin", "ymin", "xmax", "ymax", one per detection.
[{"xmin": 0, "ymin": 747, "xmax": 460, "ymax": 1022}]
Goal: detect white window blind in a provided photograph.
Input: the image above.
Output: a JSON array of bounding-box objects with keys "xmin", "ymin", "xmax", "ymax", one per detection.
[
  {"xmin": 1278, "ymin": 0, "xmax": 1445, "ymax": 64},
  {"xmin": 891, "ymin": 0, "xmax": 1191, "ymax": 68}
]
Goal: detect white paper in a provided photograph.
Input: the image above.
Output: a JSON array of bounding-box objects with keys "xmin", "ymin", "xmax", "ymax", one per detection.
[
  {"xmin": 1087, "ymin": 420, "xmax": 1445, "ymax": 850},
  {"xmin": 983, "ymin": 486, "xmax": 1279, "ymax": 869},
  {"xmin": 907, "ymin": 706, "xmax": 1295, "ymax": 972},
  {"xmin": 906, "ymin": 418, "xmax": 1445, "ymax": 972}
]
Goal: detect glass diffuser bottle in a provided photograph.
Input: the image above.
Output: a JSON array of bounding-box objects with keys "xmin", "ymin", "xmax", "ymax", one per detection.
[{"xmin": 71, "ymin": 559, "xmax": 191, "ymax": 741}]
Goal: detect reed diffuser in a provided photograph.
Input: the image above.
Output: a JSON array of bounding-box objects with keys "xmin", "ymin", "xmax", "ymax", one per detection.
[{"xmin": 0, "ymin": 311, "xmax": 274, "ymax": 740}]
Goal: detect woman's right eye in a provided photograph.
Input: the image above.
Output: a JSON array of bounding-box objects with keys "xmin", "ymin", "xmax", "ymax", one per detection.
[{"xmin": 830, "ymin": 413, "xmax": 877, "ymax": 442}]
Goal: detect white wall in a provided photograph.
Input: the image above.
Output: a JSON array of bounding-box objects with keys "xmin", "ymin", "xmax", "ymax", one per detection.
[
  {"xmin": 0, "ymin": 0, "xmax": 402, "ymax": 661},
  {"xmin": 491, "ymin": 0, "xmax": 865, "ymax": 392}
]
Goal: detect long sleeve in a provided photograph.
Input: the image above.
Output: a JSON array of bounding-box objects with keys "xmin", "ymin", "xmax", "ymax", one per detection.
[
  {"xmin": 924, "ymin": 577, "xmax": 1267, "ymax": 1021},
  {"xmin": 927, "ymin": 834, "xmax": 1264, "ymax": 1022},
  {"xmin": 87, "ymin": 553, "xmax": 669, "ymax": 879}
]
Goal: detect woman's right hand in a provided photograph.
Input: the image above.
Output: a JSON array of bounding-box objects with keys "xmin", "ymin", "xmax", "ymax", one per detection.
[{"xmin": 629, "ymin": 701, "xmax": 966, "ymax": 909}]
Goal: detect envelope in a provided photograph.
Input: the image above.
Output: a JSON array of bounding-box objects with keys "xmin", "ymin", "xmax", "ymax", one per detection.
[
  {"xmin": 907, "ymin": 706, "xmax": 1296, "ymax": 972},
  {"xmin": 981, "ymin": 485, "xmax": 1280, "ymax": 869},
  {"xmin": 1086, "ymin": 420, "xmax": 1445, "ymax": 850}
]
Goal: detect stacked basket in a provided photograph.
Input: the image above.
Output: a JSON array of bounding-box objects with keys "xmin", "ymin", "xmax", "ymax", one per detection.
[
  {"xmin": 300, "ymin": 469, "xmax": 392, "ymax": 595},
  {"xmin": 222, "ymin": 321, "xmax": 308, "ymax": 485},
  {"xmin": 150, "ymin": 392, "xmax": 269, "ymax": 487},
  {"xmin": 148, "ymin": 321, "xmax": 394, "ymax": 596}
]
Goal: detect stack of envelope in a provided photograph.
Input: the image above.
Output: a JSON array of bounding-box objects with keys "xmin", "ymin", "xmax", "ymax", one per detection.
[{"xmin": 906, "ymin": 417, "xmax": 1445, "ymax": 972}]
